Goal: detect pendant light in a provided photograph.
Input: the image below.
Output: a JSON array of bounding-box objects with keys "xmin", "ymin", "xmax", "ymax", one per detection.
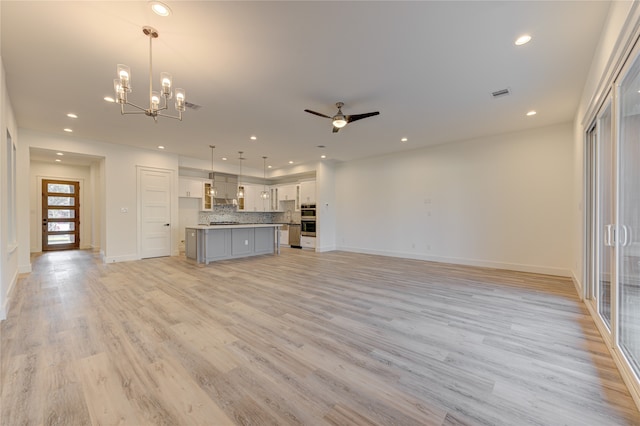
[
  {"xmin": 209, "ymin": 145, "xmax": 217, "ymax": 197},
  {"xmin": 260, "ymin": 156, "xmax": 269, "ymax": 200},
  {"xmin": 237, "ymin": 151, "xmax": 245, "ymax": 198}
]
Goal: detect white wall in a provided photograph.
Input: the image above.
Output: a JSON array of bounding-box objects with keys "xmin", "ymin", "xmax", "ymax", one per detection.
[
  {"xmin": 0, "ymin": 56, "xmax": 20, "ymax": 320},
  {"xmin": 336, "ymin": 123, "xmax": 574, "ymax": 276},
  {"xmin": 29, "ymin": 161, "xmax": 94, "ymax": 252},
  {"xmin": 18, "ymin": 129, "xmax": 180, "ymax": 264}
]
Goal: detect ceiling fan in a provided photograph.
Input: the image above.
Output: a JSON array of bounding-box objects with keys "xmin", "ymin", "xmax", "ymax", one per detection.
[{"xmin": 304, "ymin": 102, "xmax": 380, "ymax": 133}]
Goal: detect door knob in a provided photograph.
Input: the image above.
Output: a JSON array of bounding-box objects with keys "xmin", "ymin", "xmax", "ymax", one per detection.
[{"xmin": 164, "ymin": 223, "xmax": 170, "ymax": 227}]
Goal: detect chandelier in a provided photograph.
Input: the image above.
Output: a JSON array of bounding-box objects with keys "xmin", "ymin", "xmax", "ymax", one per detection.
[{"xmin": 113, "ymin": 26, "xmax": 186, "ymax": 122}]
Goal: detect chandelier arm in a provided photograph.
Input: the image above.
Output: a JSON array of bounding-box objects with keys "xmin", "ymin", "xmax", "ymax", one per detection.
[
  {"xmin": 156, "ymin": 112, "xmax": 183, "ymax": 121},
  {"xmin": 122, "ymin": 101, "xmax": 149, "ymax": 112},
  {"xmin": 121, "ymin": 111, "xmax": 150, "ymax": 116}
]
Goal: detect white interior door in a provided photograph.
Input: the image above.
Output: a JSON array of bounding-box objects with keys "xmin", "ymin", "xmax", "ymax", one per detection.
[{"xmin": 139, "ymin": 167, "xmax": 172, "ymax": 259}]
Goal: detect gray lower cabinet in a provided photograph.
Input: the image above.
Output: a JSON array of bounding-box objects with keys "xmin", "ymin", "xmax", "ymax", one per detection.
[
  {"xmin": 254, "ymin": 227, "xmax": 274, "ymax": 254},
  {"xmin": 186, "ymin": 226, "xmax": 277, "ymax": 264},
  {"xmin": 231, "ymin": 228, "xmax": 253, "ymax": 256}
]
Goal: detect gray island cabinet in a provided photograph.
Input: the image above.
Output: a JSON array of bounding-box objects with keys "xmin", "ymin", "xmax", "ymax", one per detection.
[{"xmin": 186, "ymin": 224, "xmax": 282, "ymax": 264}]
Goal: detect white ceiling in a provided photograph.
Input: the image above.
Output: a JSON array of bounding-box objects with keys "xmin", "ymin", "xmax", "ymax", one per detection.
[{"xmin": 2, "ymin": 1, "xmax": 610, "ymax": 174}]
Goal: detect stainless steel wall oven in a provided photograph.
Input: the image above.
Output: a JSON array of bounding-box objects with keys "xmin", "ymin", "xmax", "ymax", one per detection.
[{"xmin": 301, "ymin": 203, "xmax": 316, "ymax": 237}]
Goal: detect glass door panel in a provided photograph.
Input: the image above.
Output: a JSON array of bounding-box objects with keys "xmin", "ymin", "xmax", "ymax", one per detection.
[
  {"xmin": 618, "ymin": 54, "xmax": 640, "ymax": 374},
  {"xmin": 597, "ymin": 103, "xmax": 613, "ymax": 329}
]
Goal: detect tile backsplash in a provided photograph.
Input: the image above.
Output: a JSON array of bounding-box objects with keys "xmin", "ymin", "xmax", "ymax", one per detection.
[{"xmin": 197, "ymin": 200, "xmax": 301, "ymax": 224}]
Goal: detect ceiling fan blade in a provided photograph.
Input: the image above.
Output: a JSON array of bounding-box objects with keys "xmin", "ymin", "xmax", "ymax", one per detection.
[
  {"xmin": 332, "ymin": 126, "xmax": 340, "ymax": 133},
  {"xmin": 304, "ymin": 109, "xmax": 331, "ymax": 119},
  {"xmin": 347, "ymin": 111, "xmax": 380, "ymax": 123}
]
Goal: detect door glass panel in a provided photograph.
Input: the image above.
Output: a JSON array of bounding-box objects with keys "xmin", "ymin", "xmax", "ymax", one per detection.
[
  {"xmin": 47, "ymin": 196, "xmax": 75, "ymax": 206},
  {"xmin": 48, "ymin": 209, "xmax": 75, "ymax": 219},
  {"xmin": 47, "ymin": 222, "xmax": 75, "ymax": 232},
  {"xmin": 47, "ymin": 183, "xmax": 75, "ymax": 194},
  {"xmin": 47, "ymin": 234, "xmax": 75, "ymax": 245},
  {"xmin": 618, "ymin": 54, "xmax": 640, "ymax": 374},
  {"xmin": 597, "ymin": 104, "xmax": 613, "ymax": 328}
]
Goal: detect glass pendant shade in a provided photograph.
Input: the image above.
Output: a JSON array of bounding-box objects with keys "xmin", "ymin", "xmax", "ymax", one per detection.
[
  {"xmin": 175, "ymin": 89, "xmax": 186, "ymax": 112},
  {"xmin": 117, "ymin": 64, "xmax": 131, "ymax": 91},
  {"xmin": 151, "ymin": 92, "xmax": 160, "ymax": 111},
  {"xmin": 160, "ymin": 72, "xmax": 172, "ymax": 97},
  {"xmin": 260, "ymin": 156, "xmax": 269, "ymax": 199},
  {"xmin": 209, "ymin": 145, "xmax": 217, "ymax": 197},
  {"xmin": 237, "ymin": 151, "xmax": 244, "ymax": 198}
]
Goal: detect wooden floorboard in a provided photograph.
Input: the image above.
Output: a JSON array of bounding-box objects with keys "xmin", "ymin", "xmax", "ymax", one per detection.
[{"xmin": 1, "ymin": 248, "xmax": 639, "ymax": 425}]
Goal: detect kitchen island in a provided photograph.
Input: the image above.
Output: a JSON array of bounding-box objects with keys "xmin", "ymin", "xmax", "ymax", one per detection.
[{"xmin": 185, "ymin": 223, "xmax": 282, "ymax": 264}]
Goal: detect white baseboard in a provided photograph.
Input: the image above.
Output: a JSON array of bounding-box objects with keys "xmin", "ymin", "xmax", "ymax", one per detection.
[
  {"xmin": 336, "ymin": 245, "xmax": 572, "ymax": 277},
  {"xmin": 18, "ymin": 263, "xmax": 32, "ymax": 274},
  {"xmin": 103, "ymin": 254, "xmax": 140, "ymax": 264},
  {"xmin": 571, "ymin": 270, "xmax": 584, "ymax": 300},
  {"xmin": 1, "ymin": 269, "xmax": 19, "ymax": 321}
]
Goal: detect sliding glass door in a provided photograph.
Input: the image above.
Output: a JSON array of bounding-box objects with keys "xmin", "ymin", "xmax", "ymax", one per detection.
[
  {"xmin": 587, "ymin": 101, "xmax": 613, "ymax": 332},
  {"xmin": 617, "ymin": 55, "xmax": 640, "ymax": 373}
]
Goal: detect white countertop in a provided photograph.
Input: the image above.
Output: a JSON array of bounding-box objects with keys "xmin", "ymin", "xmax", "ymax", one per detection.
[{"xmin": 187, "ymin": 223, "xmax": 283, "ymax": 230}]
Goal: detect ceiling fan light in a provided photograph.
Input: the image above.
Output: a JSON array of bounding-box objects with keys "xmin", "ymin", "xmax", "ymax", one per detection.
[{"xmin": 332, "ymin": 116, "xmax": 347, "ymax": 128}]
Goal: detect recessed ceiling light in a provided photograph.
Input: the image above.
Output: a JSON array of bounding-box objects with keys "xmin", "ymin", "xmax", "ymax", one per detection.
[
  {"xmin": 268, "ymin": 165, "xmax": 272, "ymax": 169},
  {"xmin": 104, "ymin": 96, "xmax": 115, "ymax": 103},
  {"xmin": 515, "ymin": 35, "xmax": 532, "ymax": 46},
  {"xmin": 150, "ymin": 1, "xmax": 171, "ymax": 16},
  {"xmin": 250, "ymin": 136, "xmax": 257, "ymax": 141},
  {"xmin": 67, "ymin": 113, "xmax": 78, "ymax": 119},
  {"xmin": 288, "ymin": 161, "xmax": 294, "ymax": 164},
  {"xmin": 158, "ymin": 145, "xmax": 165, "ymax": 150},
  {"xmin": 55, "ymin": 159, "xmax": 62, "ymax": 162},
  {"xmin": 321, "ymin": 155, "xmax": 327, "ymax": 159},
  {"xmin": 401, "ymin": 137, "xmax": 408, "ymax": 142},
  {"xmin": 526, "ymin": 110, "xmax": 537, "ymax": 116},
  {"xmin": 222, "ymin": 157, "xmax": 227, "ymax": 161},
  {"xmin": 63, "ymin": 128, "xmax": 73, "ymax": 132},
  {"xmin": 56, "ymin": 152, "xmax": 64, "ymax": 156}
]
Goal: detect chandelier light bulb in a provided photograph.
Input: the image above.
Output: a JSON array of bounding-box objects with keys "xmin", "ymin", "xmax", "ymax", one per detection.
[
  {"xmin": 117, "ymin": 64, "xmax": 131, "ymax": 91},
  {"xmin": 151, "ymin": 92, "xmax": 160, "ymax": 111},
  {"xmin": 160, "ymin": 72, "xmax": 172, "ymax": 97},
  {"xmin": 175, "ymin": 89, "xmax": 186, "ymax": 112}
]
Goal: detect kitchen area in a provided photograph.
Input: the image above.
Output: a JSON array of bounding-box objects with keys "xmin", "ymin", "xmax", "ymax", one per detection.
[{"xmin": 179, "ymin": 170, "xmax": 317, "ymax": 263}]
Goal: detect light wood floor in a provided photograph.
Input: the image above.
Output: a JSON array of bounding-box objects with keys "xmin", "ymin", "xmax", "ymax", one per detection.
[{"xmin": 2, "ymin": 249, "xmax": 640, "ymax": 425}]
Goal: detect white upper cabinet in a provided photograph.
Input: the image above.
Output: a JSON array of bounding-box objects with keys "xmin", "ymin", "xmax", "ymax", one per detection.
[
  {"xmin": 179, "ymin": 177, "xmax": 204, "ymax": 198},
  {"xmin": 299, "ymin": 180, "xmax": 316, "ymax": 204}
]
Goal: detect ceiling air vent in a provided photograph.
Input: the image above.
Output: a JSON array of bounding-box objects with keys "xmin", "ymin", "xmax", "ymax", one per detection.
[
  {"xmin": 185, "ymin": 101, "xmax": 202, "ymax": 110},
  {"xmin": 491, "ymin": 88, "xmax": 511, "ymax": 98}
]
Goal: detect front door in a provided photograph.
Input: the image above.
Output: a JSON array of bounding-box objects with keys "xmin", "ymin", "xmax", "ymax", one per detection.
[{"xmin": 42, "ymin": 179, "xmax": 80, "ymax": 251}]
